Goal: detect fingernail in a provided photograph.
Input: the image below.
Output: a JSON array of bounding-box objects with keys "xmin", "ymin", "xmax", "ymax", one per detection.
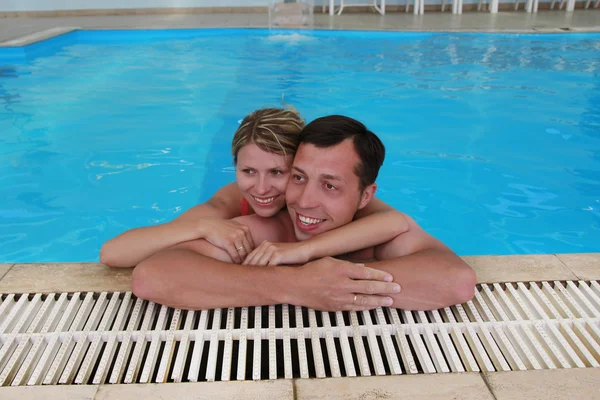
[
  {"xmin": 384, "ymin": 297, "xmax": 393, "ymax": 306},
  {"xmin": 384, "ymin": 275, "xmax": 393, "ymax": 282},
  {"xmin": 393, "ymin": 284, "xmax": 401, "ymax": 293}
]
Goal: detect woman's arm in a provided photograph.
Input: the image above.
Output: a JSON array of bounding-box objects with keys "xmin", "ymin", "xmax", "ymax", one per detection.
[
  {"xmin": 301, "ymin": 197, "xmax": 410, "ymax": 260},
  {"xmin": 243, "ymin": 197, "xmax": 410, "ymax": 266},
  {"xmin": 100, "ymin": 183, "xmax": 251, "ymax": 267}
]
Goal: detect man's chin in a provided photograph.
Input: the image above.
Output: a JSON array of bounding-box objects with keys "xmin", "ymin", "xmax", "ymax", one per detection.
[{"xmin": 293, "ymin": 228, "xmax": 313, "ymax": 242}]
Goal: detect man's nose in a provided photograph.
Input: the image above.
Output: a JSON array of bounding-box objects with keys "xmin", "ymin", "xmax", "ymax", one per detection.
[{"xmin": 295, "ymin": 183, "xmax": 319, "ymax": 209}]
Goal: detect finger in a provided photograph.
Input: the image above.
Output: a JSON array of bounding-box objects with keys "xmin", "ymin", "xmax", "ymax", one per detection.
[
  {"xmin": 235, "ymin": 242, "xmax": 248, "ymax": 261},
  {"xmin": 235, "ymin": 242, "xmax": 247, "ymax": 256},
  {"xmin": 243, "ymin": 245, "xmax": 265, "ymax": 266},
  {"xmin": 241, "ymin": 234, "xmax": 254, "ymax": 254},
  {"xmin": 242, "ymin": 249, "xmax": 258, "ymax": 265},
  {"xmin": 344, "ymin": 264, "xmax": 393, "ymax": 282},
  {"xmin": 257, "ymin": 247, "xmax": 276, "ymax": 266},
  {"xmin": 226, "ymin": 243, "xmax": 242, "ymax": 264},
  {"xmin": 242, "ymin": 227, "xmax": 255, "ymax": 251},
  {"xmin": 267, "ymin": 254, "xmax": 282, "ymax": 266},
  {"xmin": 352, "ymin": 281, "xmax": 401, "ymax": 296},
  {"xmin": 342, "ymin": 295, "xmax": 394, "ymax": 311}
]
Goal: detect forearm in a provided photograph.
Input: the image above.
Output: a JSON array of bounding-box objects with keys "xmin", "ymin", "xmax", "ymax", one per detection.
[
  {"xmin": 307, "ymin": 211, "xmax": 409, "ymax": 259},
  {"xmin": 100, "ymin": 219, "xmax": 202, "ymax": 268},
  {"xmin": 100, "ymin": 198, "xmax": 241, "ymax": 268},
  {"xmin": 367, "ymin": 248, "xmax": 476, "ymax": 311},
  {"xmin": 132, "ymin": 248, "xmax": 292, "ymax": 309}
]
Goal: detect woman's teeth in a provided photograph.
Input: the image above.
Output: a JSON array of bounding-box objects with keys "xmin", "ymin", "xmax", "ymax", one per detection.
[
  {"xmin": 254, "ymin": 196, "xmax": 275, "ymax": 204},
  {"xmin": 299, "ymin": 215, "xmax": 325, "ymax": 225}
]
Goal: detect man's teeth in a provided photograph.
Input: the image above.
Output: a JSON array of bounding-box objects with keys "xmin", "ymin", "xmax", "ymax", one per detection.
[
  {"xmin": 299, "ymin": 215, "xmax": 324, "ymax": 225},
  {"xmin": 254, "ymin": 196, "xmax": 275, "ymax": 204}
]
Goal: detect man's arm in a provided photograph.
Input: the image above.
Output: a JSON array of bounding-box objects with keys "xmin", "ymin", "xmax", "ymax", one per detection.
[
  {"xmin": 100, "ymin": 183, "xmax": 251, "ymax": 267},
  {"xmin": 365, "ymin": 214, "xmax": 476, "ymax": 311},
  {"xmin": 132, "ymin": 249, "xmax": 400, "ymax": 311},
  {"xmin": 132, "ymin": 211, "xmax": 402, "ymax": 311}
]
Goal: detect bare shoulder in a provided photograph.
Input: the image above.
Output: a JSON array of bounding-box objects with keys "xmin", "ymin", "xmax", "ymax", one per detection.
[
  {"xmin": 177, "ymin": 182, "xmax": 243, "ymax": 221},
  {"xmin": 374, "ymin": 213, "xmax": 451, "ymax": 259}
]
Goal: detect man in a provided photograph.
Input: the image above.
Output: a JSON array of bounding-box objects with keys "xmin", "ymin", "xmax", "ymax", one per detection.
[{"xmin": 132, "ymin": 116, "xmax": 476, "ymax": 311}]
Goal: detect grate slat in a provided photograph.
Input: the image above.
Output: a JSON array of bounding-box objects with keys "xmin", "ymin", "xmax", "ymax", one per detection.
[
  {"xmin": 42, "ymin": 292, "xmax": 95, "ymax": 385},
  {"xmin": 139, "ymin": 305, "xmax": 169, "ymax": 383},
  {"xmin": 12, "ymin": 294, "xmax": 68, "ymax": 386},
  {"xmin": 220, "ymin": 308, "xmax": 235, "ymax": 381},
  {"xmin": 428, "ymin": 309, "xmax": 465, "ymax": 372},
  {"xmin": 295, "ymin": 306, "xmax": 309, "ymax": 379},
  {"xmin": 1, "ymin": 280, "xmax": 599, "ymax": 386},
  {"xmin": 282, "ymin": 305, "xmax": 293, "ymax": 379},
  {"xmin": 416, "ymin": 310, "xmax": 450, "ymax": 373},
  {"xmin": 108, "ymin": 296, "xmax": 143, "ymax": 384},
  {"xmin": 187, "ymin": 309, "xmax": 208, "ymax": 382},
  {"xmin": 92, "ymin": 292, "xmax": 132, "ymax": 384},
  {"xmin": 171, "ymin": 310, "xmax": 195, "ymax": 383},
  {"xmin": 335, "ymin": 311, "xmax": 356, "ymax": 376},
  {"xmin": 123, "ymin": 300, "xmax": 156, "ymax": 383},
  {"xmin": 235, "ymin": 308, "xmax": 248, "ymax": 381}
]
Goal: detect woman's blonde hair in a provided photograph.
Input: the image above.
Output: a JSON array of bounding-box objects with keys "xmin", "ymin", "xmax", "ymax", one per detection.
[{"xmin": 232, "ymin": 107, "xmax": 305, "ymax": 164}]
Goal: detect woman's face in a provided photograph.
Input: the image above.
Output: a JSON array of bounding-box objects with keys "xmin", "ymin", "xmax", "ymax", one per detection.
[{"xmin": 236, "ymin": 143, "xmax": 293, "ymax": 217}]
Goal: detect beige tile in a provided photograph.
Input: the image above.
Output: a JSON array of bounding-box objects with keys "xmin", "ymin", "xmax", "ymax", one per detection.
[
  {"xmin": 295, "ymin": 373, "xmax": 493, "ymax": 400},
  {"xmin": 555, "ymin": 253, "xmax": 600, "ymax": 280},
  {"xmin": 94, "ymin": 380, "xmax": 293, "ymax": 400},
  {"xmin": 484, "ymin": 369, "xmax": 600, "ymax": 400},
  {"xmin": 0, "ymin": 385, "xmax": 99, "ymax": 400},
  {"xmin": 461, "ymin": 255, "xmax": 577, "ymax": 283},
  {"xmin": 0, "ymin": 263, "xmax": 132, "ymax": 294},
  {"xmin": 0, "ymin": 264, "xmax": 13, "ymax": 281}
]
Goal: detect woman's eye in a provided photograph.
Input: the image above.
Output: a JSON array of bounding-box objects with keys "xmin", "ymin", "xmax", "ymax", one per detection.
[
  {"xmin": 243, "ymin": 169, "xmax": 255, "ymax": 174},
  {"xmin": 271, "ymin": 170, "xmax": 283, "ymax": 176}
]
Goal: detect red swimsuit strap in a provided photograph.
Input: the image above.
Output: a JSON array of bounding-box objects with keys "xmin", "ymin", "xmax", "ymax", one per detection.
[{"xmin": 240, "ymin": 197, "xmax": 251, "ymax": 216}]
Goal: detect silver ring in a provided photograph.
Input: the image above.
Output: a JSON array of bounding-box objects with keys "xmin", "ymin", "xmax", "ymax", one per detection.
[
  {"xmin": 353, "ymin": 294, "xmax": 357, "ymax": 305},
  {"xmin": 237, "ymin": 246, "xmax": 244, "ymax": 251}
]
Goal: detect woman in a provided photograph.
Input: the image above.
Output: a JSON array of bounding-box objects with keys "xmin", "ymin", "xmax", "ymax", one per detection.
[{"xmin": 101, "ymin": 107, "xmax": 408, "ymax": 268}]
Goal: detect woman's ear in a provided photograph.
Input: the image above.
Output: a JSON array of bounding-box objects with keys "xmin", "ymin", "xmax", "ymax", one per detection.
[{"xmin": 358, "ymin": 183, "xmax": 377, "ymax": 210}]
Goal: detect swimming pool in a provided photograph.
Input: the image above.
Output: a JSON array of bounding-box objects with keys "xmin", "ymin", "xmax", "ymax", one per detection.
[{"xmin": 1, "ymin": 29, "xmax": 599, "ymax": 262}]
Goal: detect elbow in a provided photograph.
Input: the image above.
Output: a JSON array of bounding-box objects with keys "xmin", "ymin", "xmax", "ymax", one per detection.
[
  {"xmin": 131, "ymin": 260, "xmax": 163, "ymax": 304},
  {"xmin": 99, "ymin": 243, "xmax": 116, "ymax": 267},
  {"xmin": 451, "ymin": 264, "xmax": 477, "ymax": 305},
  {"xmin": 99, "ymin": 242, "xmax": 126, "ymax": 268}
]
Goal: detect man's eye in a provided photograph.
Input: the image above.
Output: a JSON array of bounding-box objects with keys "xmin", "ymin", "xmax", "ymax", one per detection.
[
  {"xmin": 325, "ymin": 183, "xmax": 336, "ymax": 190},
  {"xmin": 293, "ymin": 174, "xmax": 304, "ymax": 182}
]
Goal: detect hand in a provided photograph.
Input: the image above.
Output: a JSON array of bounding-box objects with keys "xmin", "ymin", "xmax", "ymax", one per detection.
[
  {"xmin": 288, "ymin": 257, "xmax": 401, "ymax": 311},
  {"xmin": 196, "ymin": 218, "xmax": 255, "ymax": 264},
  {"xmin": 243, "ymin": 240, "xmax": 311, "ymax": 266}
]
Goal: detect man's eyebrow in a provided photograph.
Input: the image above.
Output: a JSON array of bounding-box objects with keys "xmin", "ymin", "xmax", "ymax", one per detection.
[
  {"xmin": 321, "ymin": 174, "xmax": 345, "ymax": 182},
  {"xmin": 292, "ymin": 166, "xmax": 345, "ymax": 182},
  {"xmin": 292, "ymin": 166, "xmax": 306, "ymax": 175}
]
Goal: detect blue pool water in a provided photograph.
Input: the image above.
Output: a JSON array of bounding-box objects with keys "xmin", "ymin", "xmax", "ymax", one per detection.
[{"xmin": 0, "ymin": 29, "xmax": 599, "ymax": 262}]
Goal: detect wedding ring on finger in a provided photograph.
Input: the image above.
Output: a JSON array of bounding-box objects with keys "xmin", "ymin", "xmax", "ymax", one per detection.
[
  {"xmin": 353, "ymin": 294, "xmax": 358, "ymax": 305},
  {"xmin": 236, "ymin": 246, "xmax": 245, "ymax": 252}
]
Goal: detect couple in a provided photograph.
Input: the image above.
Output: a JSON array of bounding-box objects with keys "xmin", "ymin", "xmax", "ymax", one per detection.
[{"xmin": 101, "ymin": 108, "xmax": 476, "ymax": 311}]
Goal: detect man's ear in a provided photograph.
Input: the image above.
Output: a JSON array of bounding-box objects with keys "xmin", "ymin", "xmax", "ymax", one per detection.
[{"xmin": 358, "ymin": 183, "xmax": 377, "ymax": 210}]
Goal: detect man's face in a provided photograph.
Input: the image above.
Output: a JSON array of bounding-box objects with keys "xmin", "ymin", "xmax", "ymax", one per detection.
[{"xmin": 286, "ymin": 139, "xmax": 376, "ymax": 241}]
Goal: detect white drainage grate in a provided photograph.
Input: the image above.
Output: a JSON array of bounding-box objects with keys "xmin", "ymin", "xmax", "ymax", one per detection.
[{"xmin": 0, "ymin": 281, "xmax": 599, "ymax": 386}]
